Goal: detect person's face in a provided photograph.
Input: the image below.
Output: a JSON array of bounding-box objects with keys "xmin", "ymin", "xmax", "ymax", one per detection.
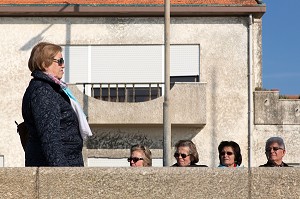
[
  {"xmin": 265, "ymin": 142, "xmax": 285, "ymax": 163},
  {"xmin": 175, "ymin": 146, "xmax": 191, "ymax": 167},
  {"xmin": 45, "ymin": 52, "xmax": 65, "ymax": 80},
  {"xmin": 129, "ymin": 150, "xmax": 145, "ymax": 167},
  {"xmin": 220, "ymin": 146, "xmax": 235, "ymax": 167}
]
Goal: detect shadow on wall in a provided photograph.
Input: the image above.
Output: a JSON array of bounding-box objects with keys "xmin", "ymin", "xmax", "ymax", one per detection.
[
  {"xmin": 19, "ymin": 5, "xmax": 71, "ymax": 51},
  {"xmin": 19, "ymin": 25, "xmax": 53, "ymax": 51}
]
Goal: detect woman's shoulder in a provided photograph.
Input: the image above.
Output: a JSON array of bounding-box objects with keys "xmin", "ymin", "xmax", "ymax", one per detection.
[
  {"xmin": 26, "ymin": 75, "xmax": 60, "ymax": 97},
  {"xmin": 27, "ymin": 81, "xmax": 55, "ymax": 98}
]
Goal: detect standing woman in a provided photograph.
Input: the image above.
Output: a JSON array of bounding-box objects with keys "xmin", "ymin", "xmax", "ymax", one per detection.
[
  {"xmin": 218, "ymin": 141, "xmax": 242, "ymax": 168},
  {"xmin": 22, "ymin": 42, "xmax": 92, "ymax": 167},
  {"xmin": 128, "ymin": 144, "xmax": 152, "ymax": 167}
]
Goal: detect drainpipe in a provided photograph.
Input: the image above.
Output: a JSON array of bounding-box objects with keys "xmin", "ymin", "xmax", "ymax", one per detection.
[
  {"xmin": 248, "ymin": 14, "xmax": 253, "ymax": 168},
  {"xmin": 163, "ymin": 0, "xmax": 171, "ymax": 166}
]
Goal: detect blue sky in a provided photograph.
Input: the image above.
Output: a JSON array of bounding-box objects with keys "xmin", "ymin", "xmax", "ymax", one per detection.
[{"xmin": 262, "ymin": 0, "xmax": 300, "ymax": 95}]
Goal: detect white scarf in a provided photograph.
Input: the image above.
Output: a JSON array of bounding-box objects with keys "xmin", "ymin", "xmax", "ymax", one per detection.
[
  {"xmin": 68, "ymin": 97, "xmax": 93, "ymax": 140},
  {"xmin": 45, "ymin": 72, "xmax": 93, "ymax": 140}
]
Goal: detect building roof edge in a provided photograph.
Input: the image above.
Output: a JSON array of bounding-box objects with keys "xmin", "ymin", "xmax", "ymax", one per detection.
[{"xmin": 0, "ymin": 4, "xmax": 266, "ymax": 17}]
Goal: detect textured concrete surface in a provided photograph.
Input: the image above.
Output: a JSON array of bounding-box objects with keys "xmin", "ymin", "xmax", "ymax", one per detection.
[
  {"xmin": 253, "ymin": 125, "xmax": 300, "ymax": 167},
  {"xmin": 70, "ymin": 82, "xmax": 206, "ymax": 126},
  {"xmin": 1, "ymin": 168, "xmax": 300, "ymax": 199},
  {"xmin": 0, "ymin": 168, "xmax": 37, "ymax": 198},
  {"xmin": 254, "ymin": 91, "xmax": 300, "ymax": 125},
  {"xmin": 251, "ymin": 168, "xmax": 300, "ymax": 199},
  {"xmin": 38, "ymin": 167, "xmax": 249, "ymax": 199},
  {"xmin": 254, "ymin": 91, "xmax": 281, "ymax": 124}
]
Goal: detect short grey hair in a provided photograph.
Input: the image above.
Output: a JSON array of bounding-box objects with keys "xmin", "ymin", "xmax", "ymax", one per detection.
[{"xmin": 265, "ymin": 137, "xmax": 285, "ymax": 151}]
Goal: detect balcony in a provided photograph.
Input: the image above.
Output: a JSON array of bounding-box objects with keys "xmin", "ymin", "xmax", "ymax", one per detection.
[{"xmin": 69, "ymin": 82, "xmax": 207, "ymax": 127}]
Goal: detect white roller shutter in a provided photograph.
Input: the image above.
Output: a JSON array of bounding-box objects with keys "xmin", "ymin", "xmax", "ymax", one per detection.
[
  {"xmin": 63, "ymin": 45, "xmax": 199, "ymax": 84},
  {"xmin": 170, "ymin": 45, "xmax": 200, "ymax": 76},
  {"xmin": 62, "ymin": 46, "xmax": 89, "ymax": 83},
  {"xmin": 91, "ymin": 45, "xmax": 163, "ymax": 83}
]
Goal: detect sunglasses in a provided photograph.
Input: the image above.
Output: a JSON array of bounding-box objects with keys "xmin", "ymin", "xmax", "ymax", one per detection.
[
  {"xmin": 53, "ymin": 58, "xmax": 64, "ymax": 66},
  {"xmin": 127, "ymin": 157, "xmax": 143, "ymax": 163},
  {"xmin": 174, "ymin": 152, "xmax": 190, "ymax": 159},
  {"xmin": 220, "ymin": 151, "xmax": 234, "ymax": 156},
  {"xmin": 266, "ymin": 147, "xmax": 284, "ymax": 152}
]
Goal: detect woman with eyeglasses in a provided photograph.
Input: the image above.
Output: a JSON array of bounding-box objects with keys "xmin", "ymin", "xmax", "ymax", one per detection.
[
  {"xmin": 259, "ymin": 137, "xmax": 290, "ymax": 167},
  {"xmin": 172, "ymin": 140, "xmax": 207, "ymax": 167},
  {"xmin": 22, "ymin": 42, "xmax": 92, "ymax": 167},
  {"xmin": 218, "ymin": 141, "xmax": 242, "ymax": 168},
  {"xmin": 128, "ymin": 144, "xmax": 152, "ymax": 167}
]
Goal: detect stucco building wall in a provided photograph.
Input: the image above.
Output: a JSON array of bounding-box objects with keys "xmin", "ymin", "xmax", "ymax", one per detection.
[
  {"xmin": 0, "ymin": 16, "xmax": 282, "ymax": 167},
  {"xmin": 253, "ymin": 124, "xmax": 300, "ymax": 166},
  {"xmin": 253, "ymin": 91, "xmax": 300, "ymax": 166}
]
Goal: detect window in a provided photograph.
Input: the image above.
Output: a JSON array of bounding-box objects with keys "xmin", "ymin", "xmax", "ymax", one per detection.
[{"xmin": 62, "ymin": 45, "xmax": 200, "ymax": 101}]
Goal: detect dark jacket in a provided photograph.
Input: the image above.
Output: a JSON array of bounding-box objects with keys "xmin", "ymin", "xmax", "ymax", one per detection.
[
  {"xmin": 259, "ymin": 161, "xmax": 290, "ymax": 167},
  {"xmin": 172, "ymin": 163, "xmax": 208, "ymax": 167},
  {"xmin": 22, "ymin": 70, "xmax": 83, "ymax": 167}
]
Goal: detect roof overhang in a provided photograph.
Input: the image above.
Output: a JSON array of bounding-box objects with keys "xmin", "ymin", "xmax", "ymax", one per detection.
[{"xmin": 0, "ymin": 4, "xmax": 266, "ymax": 17}]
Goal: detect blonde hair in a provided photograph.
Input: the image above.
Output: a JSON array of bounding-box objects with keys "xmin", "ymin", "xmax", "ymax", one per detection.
[{"xmin": 130, "ymin": 144, "xmax": 152, "ymax": 167}]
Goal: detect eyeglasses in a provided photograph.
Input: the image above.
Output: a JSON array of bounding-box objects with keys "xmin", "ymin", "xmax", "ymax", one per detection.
[
  {"xmin": 53, "ymin": 58, "xmax": 64, "ymax": 66},
  {"xmin": 266, "ymin": 147, "xmax": 284, "ymax": 152},
  {"xmin": 174, "ymin": 152, "xmax": 190, "ymax": 159},
  {"xmin": 127, "ymin": 157, "xmax": 143, "ymax": 163},
  {"xmin": 220, "ymin": 151, "xmax": 234, "ymax": 156}
]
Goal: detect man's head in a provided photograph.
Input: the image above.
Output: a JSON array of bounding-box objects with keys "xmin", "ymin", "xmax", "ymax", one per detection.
[{"xmin": 265, "ymin": 137, "xmax": 286, "ymax": 165}]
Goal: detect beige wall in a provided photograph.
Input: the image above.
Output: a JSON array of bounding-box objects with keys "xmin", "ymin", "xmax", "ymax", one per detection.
[
  {"xmin": 1, "ymin": 16, "xmax": 298, "ymax": 167},
  {"xmin": 253, "ymin": 91, "xmax": 300, "ymax": 166},
  {"xmin": 0, "ymin": 167, "xmax": 300, "ymax": 199}
]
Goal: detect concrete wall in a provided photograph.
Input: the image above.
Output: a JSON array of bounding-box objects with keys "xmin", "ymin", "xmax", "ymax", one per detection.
[
  {"xmin": 0, "ymin": 15, "xmax": 281, "ymax": 168},
  {"xmin": 254, "ymin": 91, "xmax": 300, "ymax": 125},
  {"xmin": 70, "ymin": 83, "xmax": 207, "ymax": 126},
  {"xmin": 0, "ymin": 168, "xmax": 299, "ymax": 199},
  {"xmin": 253, "ymin": 91, "xmax": 300, "ymax": 166}
]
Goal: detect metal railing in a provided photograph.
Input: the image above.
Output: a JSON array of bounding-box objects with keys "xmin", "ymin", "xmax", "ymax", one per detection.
[{"xmin": 76, "ymin": 82, "xmax": 164, "ymax": 102}]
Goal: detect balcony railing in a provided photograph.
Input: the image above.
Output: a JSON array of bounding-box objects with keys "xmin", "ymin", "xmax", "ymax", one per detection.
[
  {"xmin": 76, "ymin": 76, "xmax": 199, "ymax": 103},
  {"xmin": 76, "ymin": 82, "xmax": 164, "ymax": 102}
]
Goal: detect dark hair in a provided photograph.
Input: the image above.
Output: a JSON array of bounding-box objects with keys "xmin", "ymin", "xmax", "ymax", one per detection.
[
  {"xmin": 265, "ymin": 137, "xmax": 285, "ymax": 151},
  {"xmin": 218, "ymin": 141, "xmax": 242, "ymax": 166},
  {"xmin": 28, "ymin": 42, "xmax": 62, "ymax": 72},
  {"xmin": 174, "ymin": 140, "xmax": 199, "ymax": 164},
  {"xmin": 130, "ymin": 144, "xmax": 152, "ymax": 167}
]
